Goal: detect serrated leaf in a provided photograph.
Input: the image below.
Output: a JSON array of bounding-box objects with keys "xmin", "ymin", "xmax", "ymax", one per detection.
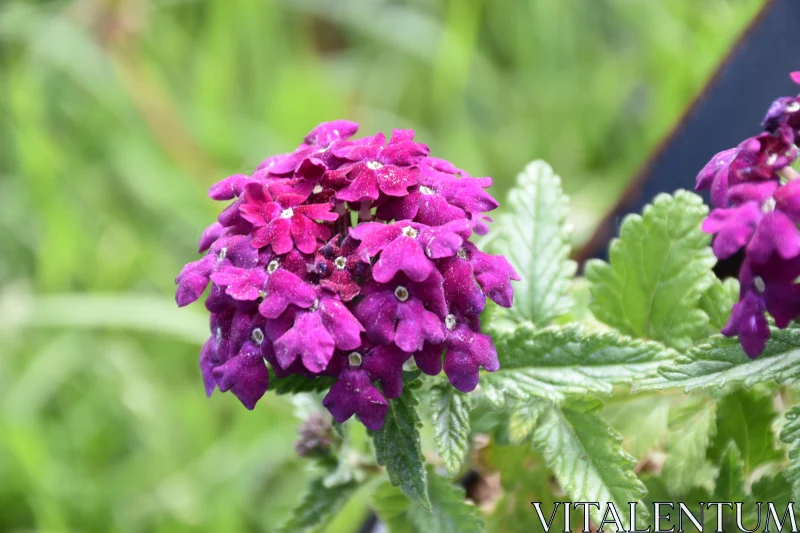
[
  {"xmin": 699, "ymin": 277, "xmax": 739, "ymax": 331},
  {"xmin": 372, "ymin": 385, "xmax": 430, "ymax": 510},
  {"xmin": 637, "ymin": 326, "xmax": 800, "ymax": 392},
  {"xmin": 713, "ymin": 442, "xmax": 747, "ymax": 502},
  {"xmin": 270, "ymin": 372, "xmax": 334, "ymax": 395},
  {"xmin": 507, "ymin": 401, "xmax": 546, "ymax": 444},
  {"xmin": 585, "ymin": 190, "xmax": 716, "ymax": 350},
  {"xmin": 371, "ymin": 482, "xmax": 417, "ymax": 533},
  {"xmin": 373, "ymin": 473, "xmax": 484, "ymax": 533},
  {"xmin": 408, "ymin": 469, "xmax": 485, "ymax": 533},
  {"xmin": 430, "ymin": 382, "xmax": 472, "ymax": 478},
  {"xmin": 603, "ymin": 394, "xmax": 671, "ymax": 458},
  {"xmin": 480, "ymin": 323, "xmax": 674, "ymax": 407},
  {"xmin": 709, "ymin": 388, "xmax": 782, "ymax": 472},
  {"xmin": 752, "ymin": 472, "xmax": 793, "ymax": 508},
  {"xmin": 531, "ymin": 400, "xmax": 646, "ymax": 530},
  {"xmin": 278, "ymin": 478, "xmax": 358, "ymax": 533},
  {"xmin": 780, "ymin": 405, "xmax": 800, "ymax": 499},
  {"xmin": 709, "ymin": 443, "xmax": 748, "ymax": 531},
  {"xmin": 488, "ymin": 160, "xmax": 576, "ymax": 326},
  {"xmin": 661, "ymin": 396, "xmax": 716, "ymax": 494}
]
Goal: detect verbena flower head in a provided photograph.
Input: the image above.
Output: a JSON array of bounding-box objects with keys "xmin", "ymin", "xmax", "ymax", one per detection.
[
  {"xmin": 176, "ymin": 121, "xmax": 519, "ymax": 429},
  {"xmin": 696, "ymin": 72, "xmax": 800, "ymax": 357}
]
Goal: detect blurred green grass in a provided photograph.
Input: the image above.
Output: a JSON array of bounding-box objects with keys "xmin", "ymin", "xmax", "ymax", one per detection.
[{"xmin": 0, "ymin": 0, "xmax": 763, "ymax": 531}]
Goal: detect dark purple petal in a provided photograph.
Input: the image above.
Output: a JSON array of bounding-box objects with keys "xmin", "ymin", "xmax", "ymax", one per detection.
[
  {"xmin": 722, "ymin": 292, "xmax": 770, "ymax": 358},
  {"xmin": 274, "ymin": 311, "xmax": 335, "ymax": 372},
  {"xmin": 212, "ymin": 341, "xmax": 269, "ymax": 410},
  {"xmin": 209, "ymin": 174, "xmax": 250, "ymax": 201},
  {"xmin": 322, "ymin": 368, "xmax": 388, "ymax": 430},
  {"xmin": 361, "ymin": 344, "xmax": 410, "ymax": 399},
  {"xmin": 747, "ymin": 211, "xmax": 800, "ymax": 264},
  {"xmin": 702, "ymin": 203, "xmax": 762, "ymax": 259}
]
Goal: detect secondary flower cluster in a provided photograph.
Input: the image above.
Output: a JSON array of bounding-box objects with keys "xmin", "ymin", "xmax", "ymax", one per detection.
[
  {"xmin": 176, "ymin": 121, "xmax": 518, "ymax": 429},
  {"xmin": 696, "ymin": 72, "xmax": 800, "ymax": 357}
]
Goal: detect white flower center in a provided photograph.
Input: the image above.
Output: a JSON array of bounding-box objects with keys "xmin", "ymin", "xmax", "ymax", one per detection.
[
  {"xmin": 267, "ymin": 260, "xmax": 279, "ymax": 274},
  {"xmin": 312, "ymin": 184, "xmax": 324, "ymax": 194},
  {"xmin": 218, "ymin": 247, "xmax": 227, "ymax": 261},
  {"xmin": 310, "ymin": 298, "xmax": 319, "ymax": 312},
  {"xmin": 394, "ymin": 286, "xmax": 409, "ymax": 302},
  {"xmin": 762, "ymin": 197, "xmax": 776, "ymax": 213},
  {"xmin": 767, "ymin": 154, "xmax": 778, "ymax": 166},
  {"xmin": 754, "ymin": 276, "xmax": 766, "ymax": 294},
  {"xmin": 402, "ymin": 226, "xmax": 418, "ymax": 239},
  {"xmin": 419, "ymin": 186, "xmax": 435, "ymax": 195},
  {"xmin": 367, "ymin": 161, "xmax": 383, "ymax": 170},
  {"xmin": 787, "ymin": 102, "xmax": 800, "ymax": 113},
  {"xmin": 445, "ymin": 314, "xmax": 457, "ymax": 331},
  {"xmin": 252, "ymin": 328, "xmax": 264, "ymax": 345},
  {"xmin": 348, "ymin": 352, "xmax": 362, "ymax": 367},
  {"xmin": 334, "ymin": 256, "xmax": 347, "ymax": 270},
  {"xmin": 280, "ymin": 208, "xmax": 294, "ymax": 219},
  {"xmin": 457, "ymin": 247, "xmax": 468, "ymax": 259}
]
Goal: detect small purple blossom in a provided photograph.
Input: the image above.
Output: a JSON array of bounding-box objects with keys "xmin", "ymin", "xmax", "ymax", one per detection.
[
  {"xmin": 696, "ymin": 72, "xmax": 800, "ymax": 357},
  {"xmin": 176, "ymin": 121, "xmax": 517, "ymax": 429}
]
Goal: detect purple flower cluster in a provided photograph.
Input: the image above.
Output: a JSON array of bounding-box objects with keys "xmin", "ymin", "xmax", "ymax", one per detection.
[
  {"xmin": 176, "ymin": 121, "xmax": 519, "ymax": 429},
  {"xmin": 696, "ymin": 72, "xmax": 800, "ymax": 357}
]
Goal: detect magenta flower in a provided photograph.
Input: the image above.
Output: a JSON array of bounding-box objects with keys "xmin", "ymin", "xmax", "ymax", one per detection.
[
  {"xmin": 176, "ymin": 121, "xmax": 516, "ymax": 428},
  {"xmin": 240, "ymin": 183, "xmax": 338, "ymax": 254},
  {"xmin": 696, "ymin": 72, "xmax": 800, "ymax": 357},
  {"xmin": 331, "ymin": 130, "xmax": 429, "ymax": 202}
]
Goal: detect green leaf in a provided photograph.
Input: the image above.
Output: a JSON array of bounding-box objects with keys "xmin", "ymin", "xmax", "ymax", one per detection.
[
  {"xmin": 531, "ymin": 400, "xmax": 646, "ymax": 529},
  {"xmin": 270, "ymin": 372, "xmax": 334, "ymax": 395},
  {"xmin": 709, "ymin": 443, "xmax": 748, "ymax": 531},
  {"xmin": 372, "ymin": 385, "xmax": 430, "ymax": 510},
  {"xmin": 780, "ymin": 404, "xmax": 800, "ymax": 499},
  {"xmin": 487, "ymin": 160, "xmax": 576, "ymax": 326},
  {"xmin": 603, "ymin": 394, "xmax": 671, "ymax": 458},
  {"xmin": 507, "ymin": 401, "xmax": 546, "ymax": 444},
  {"xmin": 480, "ymin": 323, "xmax": 674, "ymax": 407},
  {"xmin": 709, "ymin": 388, "xmax": 782, "ymax": 472},
  {"xmin": 661, "ymin": 396, "xmax": 716, "ymax": 494},
  {"xmin": 584, "ymin": 190, "xmax": 716, "ymax": 350},
  {"xmin": 637, "ymin": 326, "xmax": 800, "ymax": 392},
  {"xmin": 713, "ymin": 442, "xmax": 747, "ymax": 502},
  {"xmin": 372, "ymin": 471, "xmax": 484, "ymax": 533},
  {"xmin": 278, "ymin": 478, "xmax": 358, "ymax": 533},
  {"xmin": 699, "ymin": 277, "xmax": 739, "ymax": 331},
  {"xmin": 371, "ymin": 482, "xmax": 417, "ymax": 533},
  {"xmin": 430, "ymin": 381, "xmax": 472, "ymax": 478},
  {"xmin": 752, "ymin": 472, "xmax": 794, "ymax": 509}
]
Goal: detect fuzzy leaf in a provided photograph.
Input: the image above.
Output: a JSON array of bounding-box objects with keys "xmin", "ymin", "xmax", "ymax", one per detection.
[
  {"xmin": 780, "ymin": 405, "xmax": 800, "ymax": 500},
  {"xmin": 488, "ymin": 160, "xmax": 576, "ymax": 326},
  {"xmin": 532, "ymin": 400, "xmax": 646, "ymax": 529},
  {"xmin": 603, "ymin": 394, "xmax": 671, "ymax": 458},
  {"xmin": 699, "ymin": 277, "xmax": 739, "ymax": 331},
  {"xmin": 585, "ymin": 190, "xmax": 716, "ymax": 350},
  {"xmin": 713, "ymin": 442, "xmax": 747, "ymax": 502},
  {"xmin": 270, "ymin": 373, "xmax": 334, "ymax": 395},
  {"xmin": 430, "ymin": 381, "xmax": 472, "ymax": 478},
  {"xmin": 372, "ymin": 385, "xmax": 430, "ymax": 510},
  {"xmin": 709, "ymin": 388, "xmax": 782, "ymax": 472},
  {"xmin": 481, "ymin": 323, "xmax": 673, "ymax": 407},
  {"xmin": 372, "ymin": 471, "xmax": 484, "ymax": 533},
  {"xmin": 507, "ymin": 401, "xmax": 546, "ymax": 444},
  {"xmin": 637, "ymin": 325, "xmax": 800, "ymax": 392},
  {"xmin": 661, "ymin": 396, "xmax": 716, "ymax": 493},
  {"xmin": 278, "ymin": 478, "xmax": 358, "ymax": 533}
]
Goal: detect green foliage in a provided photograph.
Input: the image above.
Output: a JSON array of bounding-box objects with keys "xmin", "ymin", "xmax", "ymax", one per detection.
[
  {"xmin": 661, "ymin": 396, "xmax": 717, "ymax": 494},
  {"xmin": 639, "ymin": 326, "xmax": 800, "ymax": 392},
  {"xmin": 699, "ymin": 277, "xmax": 739, "ymax": 331},
  {"xmin": 429, "ymin": 381, "xmax": 472, "ymax": 478},
  {"xmin": 585, "ymin": 190, "xmax": 716, "ymax": 349},
  {"xmin": 603, "ymin": 393, "xmax": 671, "ymax": 458},
  {"xmin": 278, "ymin": 478, "xmax": 359, "ymax": 533},
  {"xmin": 372, "ymin": 385, "xmax": 430, "ymax": 510},
  {"xmin": 481, "ymin": 323, "xmax": 673, "ymax": 406},
  {"xmin": 780, "ymin": 405, "xmax": 800, "ymax": 499},
  {"xmin": 486, "ymin": 160, "xmax": 575, "ymax": 327},
  {"xmin": 372, "ymin": 471, "xmax": 484, "ymax": 533},
  {"xmin": 531, "ymin": 400, "xmax": 646, "ymax": 529},
  {"xmin": 709, "ymin": 388, "xmax": 782, "ymax": 472}
]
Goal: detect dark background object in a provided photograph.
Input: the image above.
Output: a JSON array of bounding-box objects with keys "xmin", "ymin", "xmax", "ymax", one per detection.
[{"xmin": 576, "ymin": 0, "xmax": 800, "ymax": 280}]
